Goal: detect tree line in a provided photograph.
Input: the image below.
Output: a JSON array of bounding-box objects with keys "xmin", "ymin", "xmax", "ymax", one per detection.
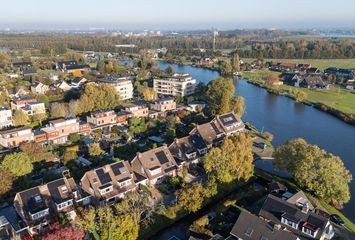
[{"xmin": 1, "ymin": 34, "xmax": 355, "ymax": 59}]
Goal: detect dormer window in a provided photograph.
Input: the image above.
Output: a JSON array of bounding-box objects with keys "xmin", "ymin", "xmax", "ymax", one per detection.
[
  {"xmin": 61, "ymin": 186, "xmax": 68, "ymax": 193},
  {"xmin": 34, "ymin": 195, "xmax": 42, "ymax": 204}
]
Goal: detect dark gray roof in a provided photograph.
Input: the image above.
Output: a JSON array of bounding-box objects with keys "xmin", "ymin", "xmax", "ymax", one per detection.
[
  {"xmin": 218, "ymin": 113, "xmax": 238, "ymax": 127},
  {"xmin": 230, "ymin": 210, "xmax": 299, "ymax": 240},
  {"xmin": 191, "ymin": 133, "xmax": 207, "ymax": 150},
  {"xmin": 0, "ymin": 205, "xmax": 28, "ymax": 232},
  {"xmin": 46, "ymin": 178, "xmax": 71, "ymax": 204},
  {"xmin": 18, "ymin": 187, "xmax": 47, "ymax": 214},
  {"xmin": 259, "ymin": 195, "xmax": 330, "ymax": 239}
]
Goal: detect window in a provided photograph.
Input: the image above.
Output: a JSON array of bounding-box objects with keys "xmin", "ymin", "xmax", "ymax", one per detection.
[
  {"xmin": 31, "ymin": 209, "xmax": 49, "ymax": 220},
  {"xmin": 119, "ymin": 179, "xmax": 131, "ymax": 187},
  {"xmin": 34, "ymin": 195, "xmax": 42, "ymax": 204}
]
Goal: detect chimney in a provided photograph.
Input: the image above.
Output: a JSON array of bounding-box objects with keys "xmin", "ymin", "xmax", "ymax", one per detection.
[
  {"xmin": 302, "ymin": 203, "xmax": 310, "ymax": 214},
  {"xmin": 274, "ymin": 224, "xmax": 282, "ymax": 231}
]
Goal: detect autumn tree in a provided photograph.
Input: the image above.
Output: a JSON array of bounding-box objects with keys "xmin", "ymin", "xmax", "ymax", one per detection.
[
  {"xmin": 294, "ymin": 90, "xmax": 307, "ymax": 102},
  {"xmin": 115, "ymin": 191, "xmax": 153, "ymax": 224},
  {"xmin": 231, "ymin": 52, "xmax": 241, "ymax": 72},
  {"xmin": 13, "ymin": 110, "xmax": 28, "ymax": 126},
  {"xmin": 141, "ymin": 86, "xmax": 157, "ymax": 101},
  {"xmin": 76, "ymin": 206, "xmax": 138, "ymax": 240},
  {"xmin": 41, "ymin": 223, "xmax": 85, "ymax": 240},
  {"xmin": 51, "ymin": 103, "xmax": 68, "ymax": 118},
  {"xmin": 78, "ymin": 84, "xmax": 120, "ymax": 113},
  {"xmin": 88, "ymin": 143, "xmax": 105, "ymax": 157},
  {"xmin": 63, "ymin": 145, "xmax": 79, "ymax": 165},
  {"xmin": 165, "ymin": 65, "xmax": 175, "ymax": 76},
  {"xmin": 220, "ymin": 60, "xmax": 232, "ymax": 76},
  {"xmin": 20, "ymin": 142, "xmax": 49, "ymax": 162},
  {"xmin": 206, "ymin": 77, "xmax": 244, "ymax": 115},
  {"xmin": 33, "ymin": 113, "xmax": 47, "ymax": 126},
  {"xmin": 177, "ymin": 182, "xmax": 205, "ymax": 213},
  {"xmin": 274, "ymin": 138, "xmax": 352, "ymax": 206},
  {"xmin": 232, "ymin": 96, "xmax": 245, "ymax": 117},
  {"xmin": 265, "ymin": 74, "xmax": 280, "ymax": 88},
  {"xmin": 204, "ymin": 133, "xmax": 254, "ymax": 183},
  {"xmin": 1, "ymin": 152, "xmax": 33, "ymax": 177},
  {"xmin": 0, "ymin": 168, "xmax": 15, "ymax": 197}
]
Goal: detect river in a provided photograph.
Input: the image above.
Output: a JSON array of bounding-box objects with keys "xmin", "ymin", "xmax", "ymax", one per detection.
[{"xmin": 156, "ymin": 62, "xmax": 355, "ymax": 222}]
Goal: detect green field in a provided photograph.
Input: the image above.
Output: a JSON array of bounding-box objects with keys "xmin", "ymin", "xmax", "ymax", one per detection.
[
  {"xmin": 241, "ymin": 71, "xmax": 355, "ymax": 114},
  {"xmin": 243, "ymin": 58, "xmax": 355, "ymax": 70}
]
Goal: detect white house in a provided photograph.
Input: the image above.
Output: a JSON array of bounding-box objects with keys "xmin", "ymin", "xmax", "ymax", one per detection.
[{"xmin": 0, "ymin": 108, "xmax": 13, "ymax": 129}]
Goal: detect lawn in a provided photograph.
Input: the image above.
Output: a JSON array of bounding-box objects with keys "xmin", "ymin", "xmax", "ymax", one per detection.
[
  {"xmin": 241, "ymin": 71, "xmax": 355, "ymax": 114},
  {"xmin": 243, "ymin": 58, "xmax": 355, "ymax": 70}
]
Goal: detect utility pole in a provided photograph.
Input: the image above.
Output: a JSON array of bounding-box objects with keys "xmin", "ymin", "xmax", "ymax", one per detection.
[{"xmin": 213, "ymin": 30, "xmax": 218, "ymax": 52}]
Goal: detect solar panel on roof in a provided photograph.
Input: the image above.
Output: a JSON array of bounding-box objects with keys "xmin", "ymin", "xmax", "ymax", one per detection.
[
  {"xmin": 111, "ymin": 162, "xmax": 127, "ymax": 176},
  {"xmin": 211, "ymin": 122, "xmax": 222, "ymax": 134},
  {"xmin": 155, "ymin": 151, "xmax": 169, "ymax": 164},
  {"xmin": 96, "ymin": 168, "xmax": 112, "ymax": 185}
]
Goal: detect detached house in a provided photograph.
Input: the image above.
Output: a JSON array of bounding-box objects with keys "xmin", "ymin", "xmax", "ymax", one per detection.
[
  {"xmin": 131, "ymin": 145, "xmax": 178, "ymax": 186},
  {"xmin": 11, "ymin": 97, "xmax": 37, "ymax": 110},
  {"xmin": 53, "ymin": 81, "xmax": 72, "ymax": 92},
  {"xmin": 0, "ymin": 127, "xmax": 34, "ymax": 148},
  {"xmin": 259, "ymin": 195, "xmax": 334, "ymax": 240},
  {"xmin": 230, "ymin": 210, "xmax": 300, "ymax": 240},
  {"xmin": 80, "ymin": 161, "xmax": 137, "ymax": 206},
  {"xmin": 299, "ymin": 76, "xmax": 328, "ymax": 89},
  {"xmin": 14, "ymin": 178, "xmax": 82, "ymax": 235},
  {"xmin": 71, "ymin": 77, "xmax": 87, "ymax": 88},
  {"xmin": 31, "ymin": 82, "xmax": 49, "ymax": 95}
]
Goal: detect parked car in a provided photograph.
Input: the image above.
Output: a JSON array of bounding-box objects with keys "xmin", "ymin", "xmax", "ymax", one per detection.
[
  {"xmin": 253, "ymin": 142, "xmax": 267, "ymax": 149},
  {"xmin": 330, "ymin": 214, "xmax": 345, "ymax": 225}
]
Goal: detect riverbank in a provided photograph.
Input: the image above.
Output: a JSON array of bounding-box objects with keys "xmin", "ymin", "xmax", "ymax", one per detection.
[{"xmin": 243, "ymin": 75, "xmax": 355, "ymax": 126}]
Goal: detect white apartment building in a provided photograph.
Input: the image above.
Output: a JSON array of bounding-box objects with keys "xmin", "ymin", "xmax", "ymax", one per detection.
[
  {"xmin": 153, "ymin": 73, "xmax": 196, "ymax": 97},
  {"xmin": 0, "ymin": 108, "xmax": 13, "ymax": 129},
  {"xmin": 97, "ymin": 76, "xmax": 133, "ymax": 100}
]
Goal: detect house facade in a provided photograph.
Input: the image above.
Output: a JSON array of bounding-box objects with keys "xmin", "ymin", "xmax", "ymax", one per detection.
[
  {"xmin": 97, "ymin": 76, "xmax": 133, "ymax": 100},
  {"xmin": 150, "ymin": 97, "xmax": 176, "ymax": 112},
  {"xmin": 87, "ymin": 110, "xmax": 117, "ymax": 127},
  {"xmin": 40, "ymin": 118, "xmax": 79, "ymax": 144},
  {"xmin": 124, "ymin": 102, "xmax": 149, "ymax": 118},
  {"xmin": 31, "ymin": 82, "xmax": 49, "ymax": 95},
  {"xmin": 0, "ymin": 127, "xmax": 34, "ymax": 148},
  {"xmin": 0, "ymin": 108, "xmax": 13, "ymax": 129},
  {"xmin": 153, "ymin": 73, "xmax": 196, "ymax": 97}
]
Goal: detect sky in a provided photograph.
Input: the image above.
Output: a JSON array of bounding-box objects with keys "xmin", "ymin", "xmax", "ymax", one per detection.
[{"xmin": 1, "ymin": 0, "xmax": 355, "ymax": 30}]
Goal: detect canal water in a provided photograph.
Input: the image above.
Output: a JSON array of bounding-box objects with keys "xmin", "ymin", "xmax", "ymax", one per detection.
[{"xmin": 156, "ymin": 62, "xmax": 355, "ymax": 222}]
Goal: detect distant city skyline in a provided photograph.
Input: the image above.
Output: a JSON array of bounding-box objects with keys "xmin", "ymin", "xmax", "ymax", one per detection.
[{"xmin": 1, "ymin": 0, "xmax": 355, "ymax": 30}]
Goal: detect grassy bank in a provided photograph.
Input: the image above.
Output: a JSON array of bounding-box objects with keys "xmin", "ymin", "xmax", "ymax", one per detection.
[
  {"xmin": 241, "ymin": 71, "xmax": 355, "ymax": 115},
  {"xmin": 243, "ymin": 58, "xmax": 355, "ymax": 70}
]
